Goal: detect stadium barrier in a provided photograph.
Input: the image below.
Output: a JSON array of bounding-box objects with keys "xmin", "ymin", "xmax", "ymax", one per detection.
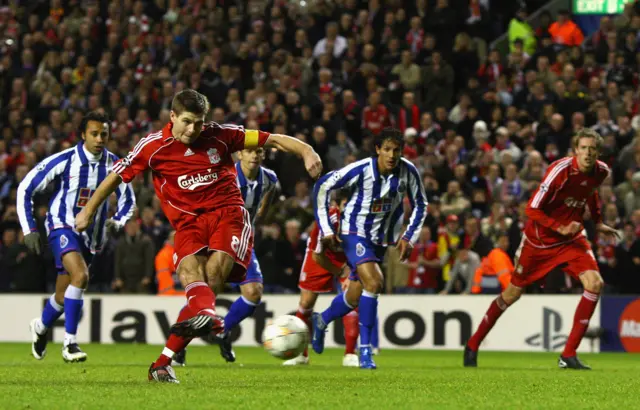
[
  {"xmin": 0, "ymin": 294, "xmax": 600, "ymax": 352},
  {"xmin": 600, "ymin": 296, "xmax": 640, "ymax": 353}
]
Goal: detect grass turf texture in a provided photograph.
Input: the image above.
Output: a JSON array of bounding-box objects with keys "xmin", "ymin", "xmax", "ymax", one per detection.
[{"xmin": 1, "ymin": 344, "xmax": 639, "ymax": 409}]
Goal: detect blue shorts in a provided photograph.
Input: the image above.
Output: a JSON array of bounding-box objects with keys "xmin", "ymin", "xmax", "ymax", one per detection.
[
  {"xmin": 48, "ymin": 228, "xmax": 93, "ymax": 275},
  {"xmin": 231, "ymin": 249, "xmax": 263, "ymax": 286},
  {"xmin": 339, "ymin": 234, "xmax": 387, "ymax": 282}
]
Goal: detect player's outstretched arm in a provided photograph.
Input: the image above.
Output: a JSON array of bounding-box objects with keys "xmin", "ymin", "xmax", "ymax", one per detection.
[
  {"xmin": 264, "ymin": 134, "xmax": 322, "ymax": 179},
  {"xmin": 75, "ymin": 173, "xmax": 123, "ymax": 232}
]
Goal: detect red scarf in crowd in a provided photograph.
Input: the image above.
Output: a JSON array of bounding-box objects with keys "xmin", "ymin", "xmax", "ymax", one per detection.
[{"xmin": 398, "ymin": 105, "xmax": 420, "ymax": 132}]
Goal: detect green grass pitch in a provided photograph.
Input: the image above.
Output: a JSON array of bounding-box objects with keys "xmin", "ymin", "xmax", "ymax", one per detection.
[{"xmin": 1, "ymin": 343, "xmax": 639, "ymax": 409}]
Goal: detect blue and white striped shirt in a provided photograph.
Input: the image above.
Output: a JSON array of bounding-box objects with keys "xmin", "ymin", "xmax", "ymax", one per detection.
[
  {"xmin": 17, "ymin": 143, "xmax": 136, "ymax": 253},
  {"xmin": 235, "ymin": 161, "xmax": 279, "ymax": 224},
  {"xmin": 313, "ymin": 157, "xmax": 428, "ymax": 246}
]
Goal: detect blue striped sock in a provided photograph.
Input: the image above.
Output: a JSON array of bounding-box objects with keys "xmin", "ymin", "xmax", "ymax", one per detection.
[
  {"xmin": 321, "ymin": 293, "xmax": 353, "ymax": 327},
  {"xmin": 41, "ymin": 294, "xmax": 64, "ymax": 329},
  {"xmin": 63, "ymin": 285, "xmax": 84, "ymax": 343},
  {"xmin": 358, "ymin": 291, "xmax": 378, "ymax": 346}
]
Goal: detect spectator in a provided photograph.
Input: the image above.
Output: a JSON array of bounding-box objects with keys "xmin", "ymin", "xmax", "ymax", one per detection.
[
  {"xmin": 462, "ymin": 216, "xmax": 494, "ymax": 258},
  {"xmin": 441, "ymin": 180, "xmax": 471, "ymax": 217},
  {"xmin": 470, "ymin": 234, "xmax": 513, "ymax": 294},
  {"xmin": 400, "ymin": 226, "xmax": 440, "ymax": 294},
  {"xmin": 113, "ymin": 219, "xmax": 154, "ymax": 294},
  {"xmin": 313, "ymin": 22, "xmax": 347, "ymax": 59},
  {"xmin": 481, "ymin": 202, "xmax": 513, "ymax": 245},
  {"xmin": 439, "ymin": 247, "xmax": 481, "ymax": 295},
  {"xmin": 611, "ymin": 223, "xmax": 640, "ymax": 294},
  {"xmin": 273, "ymin": 219, "xmax": 306, "ymax": 293},
  {"xmin": 327, "ymin": 130, "xmax": 357, "ymax": 171},
  {"xmin": 155, "ymin": 231, "xmax": 183, "ymax": 296},
  {"xmin": 548, "ymin": 9, "xmax": 584, "ymax": 47},
  {"xmin": 362, "ymin": 91, "xmax": 393, "ymax": 136},
  {"xmin": 392, "ymin": 50, "xmax": 421, "ymax": 92},
  {"xmin": 396, "ymin": 91, "xmax": 421, "ymax": 134},
  {"xmin": 508, "ymin": 7, "xmax": 536, "ymax": 56},
  {"xmin": 421, "ymin": 51, "xmax": 454, "ymax": 111},
  {"xmin": 624, "ymin": 172, "xmax": 640, "ymax": 216},
  {"xmin": 438, "ymin": 214, "xmax": 463, "ymax": 283}
]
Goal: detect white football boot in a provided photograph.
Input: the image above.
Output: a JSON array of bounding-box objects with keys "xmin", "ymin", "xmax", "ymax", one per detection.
[
  {"xmin": 342, "ymin": 354, "xmax": 359, "ymax": 367},
  {"xmin": 282, "ymin": 355, "xmax": 309, "ymax": 366}
]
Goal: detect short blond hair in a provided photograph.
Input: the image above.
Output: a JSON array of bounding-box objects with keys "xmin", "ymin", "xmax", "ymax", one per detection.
[{"xmin": 572, "ymin": 128, "xmax": 603, "ymax": 151}]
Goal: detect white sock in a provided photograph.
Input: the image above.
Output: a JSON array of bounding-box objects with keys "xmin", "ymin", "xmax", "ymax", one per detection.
[
  {"xmin": 34, "ymin": 319, "xmax": 47, "ymax": 335},
  {"xmin": 64, "ymin": 332, "xmax": 76, "ymax": 347}
]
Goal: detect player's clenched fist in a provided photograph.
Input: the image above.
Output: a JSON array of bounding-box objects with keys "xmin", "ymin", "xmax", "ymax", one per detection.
[
  {"xmin": 556, "ymin": 221, "xmax": 582, "ymax": 236},
  {"xmin": 75, "ymin": 209, "xmax": 93, "ymax": 232},
  {"xmin": 304, "ymin": 150, "xmax": 323, "ymax": 179}
]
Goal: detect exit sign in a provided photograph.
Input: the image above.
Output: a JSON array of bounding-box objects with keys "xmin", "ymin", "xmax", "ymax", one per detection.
[{"xmin": 573, "ymin": 0, "xmax": 634, "ymax": 14}]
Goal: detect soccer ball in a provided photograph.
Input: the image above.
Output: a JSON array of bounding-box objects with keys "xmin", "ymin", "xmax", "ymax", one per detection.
[{"xmin": 262, "ymin": 315, "xmax": 309, "ymax": 359}]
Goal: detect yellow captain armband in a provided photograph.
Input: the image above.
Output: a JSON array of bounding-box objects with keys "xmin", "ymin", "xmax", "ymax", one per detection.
[{"xmin": 245, "ymin": 129, "xmax": 259, "ymax": 148}]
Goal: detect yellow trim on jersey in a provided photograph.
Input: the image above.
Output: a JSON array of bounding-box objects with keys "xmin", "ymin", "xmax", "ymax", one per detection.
[{"xmin": 245, "ymin": 129, "xmax": 259, "ymax": 148}]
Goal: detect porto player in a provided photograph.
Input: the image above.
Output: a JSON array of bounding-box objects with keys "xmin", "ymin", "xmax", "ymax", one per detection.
[
  {"xmin": 75, "ymin": 89, "xmax": 322, "ymax": 383},
  {"xmin": 464, "ymin": 129, "xmax": 619, "ymax": 370},
  {"xmin": 311, "ymin": 128, "xmax": 428, "ymax": 369},
  {"xmin": 283, "ymin": 190, "xmax": 361, "ymax": 367},
  {"xmin": 215, "ymin": 147, "xmax": 280, "ymax": 362}
]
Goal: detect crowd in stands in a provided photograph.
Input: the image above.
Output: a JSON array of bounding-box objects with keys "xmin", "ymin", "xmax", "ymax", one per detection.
[{"xmin": 1, "ymin": 0, "xmax": 639, "ymax": 296}]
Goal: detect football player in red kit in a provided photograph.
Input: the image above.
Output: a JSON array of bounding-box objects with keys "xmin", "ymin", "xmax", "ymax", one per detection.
[
  {"xmin": 284, "ymin": 190, "xmax": 362, "ymax": 367},
  {"xmin": 76, "ymin": 89, "xmax": 322, "ymax": 383},
  {"xmin": 464, "ymin": 128, "xmax": 619, "ymax": 370}
]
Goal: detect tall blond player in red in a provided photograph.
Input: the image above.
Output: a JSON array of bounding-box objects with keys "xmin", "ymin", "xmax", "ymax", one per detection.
[
  {"xmin": 75, "ymin": 89, "xmax": 322, "ymax": 383},
  {"xmin": 284, "ymin": 191, "xmax": 362, "ymax": 367},
  {"xmin": 464, "ymin": 129, "xmax": 619, "ymax": 370}
]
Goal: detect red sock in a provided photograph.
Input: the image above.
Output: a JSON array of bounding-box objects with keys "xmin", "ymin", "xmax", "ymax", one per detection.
[
  {"xmin": 185, "ymin": 281, "xmax": 216, "ymax": 317},
  {"xmin": 343, "ymin": 309, "xmax": 359, "ymax": 355},
  {"xmin": 154, "ymin": 305, "xmax": 194, "ymax": 367},
  {"xmin": 467, "ymin": 296, "xmax": 509, "ymax": 351},
  {"xmin": 562, "ymin": 290, "xmax": 599, "ymax": 357},
  {"xmin": 296, "ymin": 306, "xmax": 312, "ymax": 357}
]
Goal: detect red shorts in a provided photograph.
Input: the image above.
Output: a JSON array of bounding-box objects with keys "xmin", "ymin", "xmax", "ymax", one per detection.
[
  {"xmin": 173, "ymin": 206, "xmax": 253, "ymax": 283},
  {"xmin": 512, "ymin": 235, "xmax": 598, "ymax": 288},
  {"xmin": 299, "ymin": 250, "xmax": 337, "ymax": 293}
]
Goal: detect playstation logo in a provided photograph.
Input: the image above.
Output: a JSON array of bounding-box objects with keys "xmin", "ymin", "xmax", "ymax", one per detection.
[{"xmin": 525, "ymin": 307, "xmax": 568, "ymax": 351}]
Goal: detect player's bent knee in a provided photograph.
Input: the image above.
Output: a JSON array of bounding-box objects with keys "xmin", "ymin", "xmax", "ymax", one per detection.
[
  {"xmin": 582, "ymin": 270, "xmax": 604, "ymax": 293},
  {"xmin": 502, "ymin": 284, "xmax": 523, "ymax": 305},
  {"xmin": 363, "ymin": 280, "xmax": 383, "ymax": 294},
  {"xmin": 177, "ymin": 255, "xmax": 206, "ymax": 286},
  {"xmin": 241, "ymin": 283, "xmax": 263, "ymax": 304}
]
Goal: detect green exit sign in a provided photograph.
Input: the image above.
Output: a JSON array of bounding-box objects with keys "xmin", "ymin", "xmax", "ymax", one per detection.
[{"xmin": 573, "ymin": 0, "xmax": 634, "ymax": 14}]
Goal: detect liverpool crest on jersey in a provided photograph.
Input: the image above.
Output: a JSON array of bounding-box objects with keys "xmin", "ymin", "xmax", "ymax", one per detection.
[{"xmin": 207, "ymin": 148, "xmax": 220, "ymax": 164}]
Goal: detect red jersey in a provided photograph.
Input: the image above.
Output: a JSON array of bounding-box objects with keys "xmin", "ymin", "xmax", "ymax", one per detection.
[
  {"xmin": 524, "ymin": 156, "xmax": 609, "ymax": 248},
  {"xmin": 361, "ymin": 104, "xmax": 393, "ymax": 135},
  {"xmin": 406, "ymin": 241, "xmax": 439, "ymax": 289},
  {"xmin": 113, "ymin": 122, "xmax": 270, "ymax": 229},
  {"xmin": 307, "ymin": 207, "xmax": 346, "ymax": 267}
]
